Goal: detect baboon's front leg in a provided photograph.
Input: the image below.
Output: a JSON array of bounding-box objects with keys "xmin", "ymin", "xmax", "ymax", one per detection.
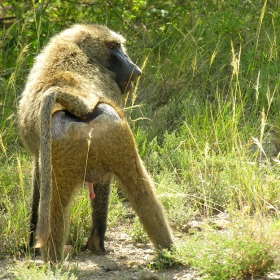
[
  {"xmin": 86, "ymin": 181, "xmax": 111, "ymax": 254},
  {"xmin": 41, "ymin": 181, "xmax": 72, "ymax": 263},
  {"xmin": 29, "ymin": 158, "xmax": 40, "ymax": 249}
]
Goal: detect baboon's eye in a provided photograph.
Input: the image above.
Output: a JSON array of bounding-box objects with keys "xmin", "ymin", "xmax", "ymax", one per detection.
[{"xmin": 108, "ymin": 43, "xmax": 121, "ymax": 49}]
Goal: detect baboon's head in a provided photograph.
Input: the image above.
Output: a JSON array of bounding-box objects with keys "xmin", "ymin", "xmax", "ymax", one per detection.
[{"xmin": 61, "ymin": 24, "xmax": 142, "ymax": 94}]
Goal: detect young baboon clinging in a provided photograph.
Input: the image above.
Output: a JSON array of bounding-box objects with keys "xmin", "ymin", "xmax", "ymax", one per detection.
[{"xmin": 18, "ymin": 24, "xmax": 173, "ymax": 263}]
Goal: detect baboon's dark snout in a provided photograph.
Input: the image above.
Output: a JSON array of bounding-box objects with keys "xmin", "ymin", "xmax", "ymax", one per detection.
[{"xmin": 131, "ymin": 64, "xmax": 142, "ymax": 81}]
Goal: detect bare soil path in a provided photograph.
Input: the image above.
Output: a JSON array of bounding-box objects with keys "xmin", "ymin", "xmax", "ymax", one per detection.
[{"xmin": 1, "ymin": 223, "xmax": 280, "ymax": 279}]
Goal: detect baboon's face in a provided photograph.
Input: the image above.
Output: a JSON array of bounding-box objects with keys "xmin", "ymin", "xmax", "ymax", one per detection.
[
  {"xmin": 78, "ymin": 25, "xmax": 142, "ymax": 94},
  {"xmin": 107, "ymin": 42, "xmax": 142, "ymax": 94}
]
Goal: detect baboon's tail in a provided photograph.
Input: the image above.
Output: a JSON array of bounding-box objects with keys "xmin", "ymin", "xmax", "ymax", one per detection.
[
  {"xmin": 35, "ymin": 87, "xmax": 98, "ymax": 248},
  {"xmin": 35, "ymin": 89, "xmax": 58, "ymax": 248}
]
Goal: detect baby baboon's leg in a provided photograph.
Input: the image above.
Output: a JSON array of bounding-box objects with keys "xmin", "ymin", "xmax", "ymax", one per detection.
[
  {"xmin": 86, "ymin": 181, "xmax": 111, "ymax": 254},
  {"xmin": 41, "ymin": 180, "xmax": 72, "ymax": 263},
  {"xmin": 29, "ymin": 158, "xmax": 40, "ymax": 249}
]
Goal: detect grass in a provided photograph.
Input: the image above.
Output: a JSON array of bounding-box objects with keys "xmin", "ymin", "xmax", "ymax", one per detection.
[
  {"xmin": 1, "ymin": 0, "xmax": 280, "ymax": 279},
  {"xmin": 177, "ymin": 223, "xmax": 279, "ymax": 279},
  {"xmin": 11, "ymin": 262, "xmax": 77, "ymax": 280}
]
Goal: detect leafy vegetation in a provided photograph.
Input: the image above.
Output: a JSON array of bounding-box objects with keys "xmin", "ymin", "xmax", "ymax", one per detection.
[
  {"xmin": 178, "ymin": 225, "xmax": 278, "ymax": 280},
  {"xmin": 1, "ymin": 0, "xmax": 280, "ymax": 279}
]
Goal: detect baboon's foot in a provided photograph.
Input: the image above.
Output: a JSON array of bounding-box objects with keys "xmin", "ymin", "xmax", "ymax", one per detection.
[
  {"xmin": 85, "ymin": 232, "xmax": 107, "ymax": 255},
  {"xmin": 40, "ymin": 245, "xmax": 73, "ymax": 263},
  {"xmin": 41, "ymin": 241, "xmax": 65, "ymax": 263},
  {"xmin": 64, "ymin": 245, "xmax": 74, "ymax": 259}
]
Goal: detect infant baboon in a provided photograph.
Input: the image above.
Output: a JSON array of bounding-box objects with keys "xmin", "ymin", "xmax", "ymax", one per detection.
[{"xmin": 18, "ymin": 24, "xmax": 173, "ymax": 263}]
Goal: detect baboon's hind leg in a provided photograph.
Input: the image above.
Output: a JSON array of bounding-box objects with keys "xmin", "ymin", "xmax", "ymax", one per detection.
[
  {"xmin": 89, "ymin": 119, "xmax": 173, "ymax": 251},
  {"xmin": 119, "ymin": 174, "xmax": 173, "ymax": 251},
  {"xmin": 86, "ymin": 181, "xmax": 111, "ymax": 254},
  {"xmin": 41, "ymin": 181, "xmax": 72, "ymax": 263}
]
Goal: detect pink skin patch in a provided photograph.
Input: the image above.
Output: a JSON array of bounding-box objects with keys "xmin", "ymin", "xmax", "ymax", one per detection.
[{"xmin": 88, "ymin": 182, "xmax": 96, "ymax": 199}]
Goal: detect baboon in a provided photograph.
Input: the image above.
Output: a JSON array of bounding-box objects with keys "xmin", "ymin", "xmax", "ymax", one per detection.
[{"xmin": 18, "ymin": 24, "xmax": 173, "ymax": 263}]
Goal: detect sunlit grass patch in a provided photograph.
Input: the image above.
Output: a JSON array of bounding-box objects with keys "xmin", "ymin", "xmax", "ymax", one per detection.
[
  {"xmin": 12, "ymin": 262, "xmax": 77, "ymax": 280},
  {"xmin": 176, "ymin": 220, "xmax": 279, "ymax": 279}
]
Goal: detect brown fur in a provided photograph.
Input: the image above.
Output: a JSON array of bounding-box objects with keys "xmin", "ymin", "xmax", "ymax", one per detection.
[{"xmin": 18, "ymin": 24, "xmax": 173, "ymax": 262}]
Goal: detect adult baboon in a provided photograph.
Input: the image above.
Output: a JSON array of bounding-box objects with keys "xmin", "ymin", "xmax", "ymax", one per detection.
[{"xmin": 18, "ymin": 24, "xmax": 173, "ymax": 263}]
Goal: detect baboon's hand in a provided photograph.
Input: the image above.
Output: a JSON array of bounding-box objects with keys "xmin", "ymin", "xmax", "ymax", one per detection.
[{"xmin": 56, "ymin": 93, "xmax": 98, "ymax": 118}]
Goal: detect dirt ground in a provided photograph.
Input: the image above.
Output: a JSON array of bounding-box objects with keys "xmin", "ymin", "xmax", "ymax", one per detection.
[
  {"xmin": 0, "ymin": 223, "xmax": 196, "ymax": 280},
  {"xmin": 1, "ymin": 222, "xmax": 280, "ymax": 279}
]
